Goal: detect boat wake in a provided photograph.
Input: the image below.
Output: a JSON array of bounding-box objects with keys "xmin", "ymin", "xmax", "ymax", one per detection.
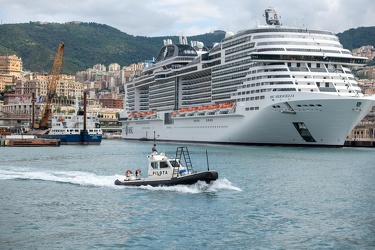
[
  {"xmin": 128, "ymin": 178, "xmax": 242, "ymax": 193},
  {"xmin": 0, "ymin": 168, "xmax": 242, "ymax": 193},
  {"xmin": 0, "ymin": 167, "xmax": 115, "ymax": 188},
  {"xmin": 0, "ymin": 167, "xmax": 241, "ymax": 193}
]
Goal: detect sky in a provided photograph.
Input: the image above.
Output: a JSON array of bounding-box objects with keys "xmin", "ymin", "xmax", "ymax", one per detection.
[{"xmin": 0, "ymin": 0, "xmax": 374, "ymax": 37}]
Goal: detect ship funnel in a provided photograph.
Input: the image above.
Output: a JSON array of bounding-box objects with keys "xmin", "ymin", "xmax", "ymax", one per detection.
[{"xmin": 265, "ymin": 7, "xmax": 280, "ymax": 25}]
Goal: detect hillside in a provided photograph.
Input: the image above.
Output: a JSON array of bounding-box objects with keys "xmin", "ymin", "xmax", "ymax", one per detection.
[
  {"xmin": 0, "ymin": 22, "xmax": 225, "ymax": 75},
  {"xmin": 0, "ymin": 22, "xmax": 374, "ymax": 75},
  {"xmin": 337, "ymin": 26, "xmax": 375, "ymax": 50}
]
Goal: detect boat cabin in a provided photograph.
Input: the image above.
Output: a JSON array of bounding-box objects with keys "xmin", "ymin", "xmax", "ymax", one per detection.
[{"xmin": 145, "ymin": 152, "xmax": 188, "ymax": 180}]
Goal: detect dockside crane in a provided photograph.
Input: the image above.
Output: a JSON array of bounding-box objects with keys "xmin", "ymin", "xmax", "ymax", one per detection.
[{"xmin": 38, "ymin": 43, "xmax": 64, "ymax": 130}]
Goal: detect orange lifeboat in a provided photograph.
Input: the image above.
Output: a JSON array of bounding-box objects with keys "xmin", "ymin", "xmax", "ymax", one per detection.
[
  {"xmin": 172, "ymin": 111, "xmax": 178, "ymax": 117},
  {"xmin": 187, "ymin": 107, "xmax": 197, "ymax": 112},
  {"xmin": 147, "ymin": 111, "xmax": 154, "ymax": 115},
  {"xmin": 208, "ymin": 105, "xmax": 219, "ymax": 110},
  {"xmin": 179, "ymin": 108, "xmax": 188, "ymax": 112},
  {"xmin": 128, "ymin": 113, "xmax": 135, "ymax": 117}
]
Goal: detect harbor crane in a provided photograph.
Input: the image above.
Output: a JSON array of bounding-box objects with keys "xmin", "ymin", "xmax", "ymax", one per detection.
[{"xmin": 38, "ymin": 43, "xmax": 64, "ymax": 130}]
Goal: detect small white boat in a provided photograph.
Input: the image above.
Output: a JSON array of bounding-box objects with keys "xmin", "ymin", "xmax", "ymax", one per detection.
[{"xmin": 114, "ymin": 147, "xmax": 218, "ymax": 187}]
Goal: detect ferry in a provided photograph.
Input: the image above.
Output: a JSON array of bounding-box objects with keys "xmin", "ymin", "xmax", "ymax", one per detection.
[
  {"xmin": 119, "ymin": 7, "xmax": 375, "ymax": 147},
  {"xmin": 42, "ymin": 98, "xmax": 102, "ymax": 145}
]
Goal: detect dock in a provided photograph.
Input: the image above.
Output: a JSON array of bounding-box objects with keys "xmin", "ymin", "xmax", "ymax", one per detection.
[
  {"xmin": 344, "ymin": 139, "xmax": 375, "ymax": 147},
  {"xmin": 0, "ymin": 135, "xmax": 60, "ymax": 147}
]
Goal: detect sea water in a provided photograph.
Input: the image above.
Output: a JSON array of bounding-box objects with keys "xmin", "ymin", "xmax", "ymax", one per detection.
[{"xmin": 0, "ymin": 140, "xmax": 374, "ymax": 249}]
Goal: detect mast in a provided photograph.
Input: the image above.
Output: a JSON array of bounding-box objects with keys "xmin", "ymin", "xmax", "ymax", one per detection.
[{"xmin": 83, "ymin": 92, "xmax": 87, "ymax": 132}]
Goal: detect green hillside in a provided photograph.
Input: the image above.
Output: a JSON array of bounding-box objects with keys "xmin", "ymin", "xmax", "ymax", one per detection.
[
  {"xmin": 337, "ymin": 26, "xmax": 375, "ymax": 50},
  {"xmin": 0, "ymin": 22, "xmax": 374, "ymax": 75},
  {"xmin": 0, "ymin": 22, "xmax": 225, "ymax": 75}
]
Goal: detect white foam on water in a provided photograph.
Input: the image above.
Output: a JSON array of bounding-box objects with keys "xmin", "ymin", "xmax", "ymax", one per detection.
[
  {"xmin": 123, "ymin": 178, "xmax": 242, "ymax": 193},
  {"xmin": 0, "ymin": 167, "xmax": 116, "ymax": 188},
  {"xmin": 1, "ymin": 168, "xmax": 241, "ymax": 193}
]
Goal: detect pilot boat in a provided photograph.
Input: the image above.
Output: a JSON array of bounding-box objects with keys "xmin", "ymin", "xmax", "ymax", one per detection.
[{"xmin": 114, "ymin": 146, "xmax": 218, "ymax": 187}]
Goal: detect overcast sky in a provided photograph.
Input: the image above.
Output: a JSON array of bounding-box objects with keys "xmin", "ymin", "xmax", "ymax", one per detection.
[{"xmin": 0, "ymin": 0, "xmax": 374, "ymax": 37}]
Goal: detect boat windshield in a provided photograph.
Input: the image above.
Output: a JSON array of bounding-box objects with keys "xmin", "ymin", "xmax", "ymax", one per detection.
[
  {"xmin": 169, "ymin": 160, "xmax": 180, "ymax": 167},
  {"xmin": 160, "ymin": 162, "xmax": 169, "ymax": 168}
]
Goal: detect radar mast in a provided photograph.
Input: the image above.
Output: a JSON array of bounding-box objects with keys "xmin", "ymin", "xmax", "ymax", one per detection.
[{"xmin": 265, "ymin": 7, "xmax": 280, "ymax": 26}]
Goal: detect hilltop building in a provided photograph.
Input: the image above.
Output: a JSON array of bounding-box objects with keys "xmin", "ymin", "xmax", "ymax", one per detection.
[
  {"xmin": 0, "ymin": 55, "xmax": 23, "ymax": 92},
  {"xmin": 352, "ymin": 45, "xmax": 375, "ymax": 61}
]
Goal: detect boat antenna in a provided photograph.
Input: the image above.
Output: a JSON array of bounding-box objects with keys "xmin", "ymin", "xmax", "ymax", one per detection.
[{"xmin": 206, "ymin": 150, "xmax": 210, "ymax": 171}]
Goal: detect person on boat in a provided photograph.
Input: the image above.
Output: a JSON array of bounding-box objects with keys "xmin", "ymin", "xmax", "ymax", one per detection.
[
  {"xmin": 152, "ymin": 144, "xmax": 157, "ymax": 153},
  {"xmin": 135, "ymin": 169, "xmax": 141, "ymax": 179}
]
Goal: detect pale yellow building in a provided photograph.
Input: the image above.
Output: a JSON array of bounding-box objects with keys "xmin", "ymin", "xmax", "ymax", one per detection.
[
  {"xmin": 15, "ymin": 73, "xmax": 83, "ymax": 98},
  {"xmin": 0, "ymin": 55, "xmax": 22, "ymax": 77},
  {"xmin": 0, "ymin": 55, "xmax": 23, "ymax": 91}
]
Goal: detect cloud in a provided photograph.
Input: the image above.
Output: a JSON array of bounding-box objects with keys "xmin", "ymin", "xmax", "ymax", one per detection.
[{"xmin": 0, "ymin": 0, "xmax": 374, "ymax": 36}]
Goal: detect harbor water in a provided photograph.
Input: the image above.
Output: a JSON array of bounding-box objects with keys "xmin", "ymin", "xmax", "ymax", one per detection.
[{"xmin": 1, "ymin": 140, "xmax": 374, "ymax": 249}]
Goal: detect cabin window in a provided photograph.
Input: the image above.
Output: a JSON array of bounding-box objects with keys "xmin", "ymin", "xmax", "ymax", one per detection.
[
  {"xmin": 160, "ymin": 162, "xmax": 169, "ymax": 168},
  {"xmin": 151, "ymin": 162, "xmax": 158, "ymax": 169},
  {"xmin": 169, "ymin": 160, "xmax": 179, "ymax": 167}
]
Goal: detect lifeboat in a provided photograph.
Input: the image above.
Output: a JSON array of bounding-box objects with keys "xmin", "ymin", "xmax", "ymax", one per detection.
[
  {"xmin": 179, "ymin": 108, "xmax": 188, "ymax": 112},
  {"xmin": 128, "ymin": 113, "xmax": 135, "ymax": 117},
  {"xmin": 187, "ymin": 107, "xmax": 198, "ymax": 114},
  {"xmin": 147, "ymin": 111, "xmax": 154, "ymax": 115},
  {"xmin": 57, "ymin": 116, "xmax": 65, "ymax": 122},
  {"xmin": 208, "ymin": 105, "xmax": 219, "ymax": 110},
  {"xmin": 140, "ymin": 112, "xmax": 147, "ymax": 117},
  {"xmin": 219, "ymin": 103, "xmax": 234, "ymax": 109},
  {"xmin": 197, "ymin": 106, "xmax": 208, "ymax": 115},
  {"xmin": 172, "ymin": 111, "xmax": 178, "ymax": 117}
]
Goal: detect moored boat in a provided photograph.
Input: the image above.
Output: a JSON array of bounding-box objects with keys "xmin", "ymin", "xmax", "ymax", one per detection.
[
  {"xmin": 119, "ymin": 7, "xmax": 375, "ymax": 147},
  {"xmin": 114, "ymin": 146, "xmax": 218, "ymax": 187},
  {"xmin": 40, "ymin": 94, "xmax": 102, "ymax": 145}
]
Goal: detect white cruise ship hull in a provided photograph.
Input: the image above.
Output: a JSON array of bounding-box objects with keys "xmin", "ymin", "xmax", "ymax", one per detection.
[{"xmin": 121, "ymin": 93, "xmax": 374, "ymax": 146}]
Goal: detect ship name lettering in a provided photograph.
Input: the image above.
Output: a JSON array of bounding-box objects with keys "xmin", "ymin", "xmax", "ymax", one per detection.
[{"xmin": 153, "ymin": 171, "xmax": 168, "ymax": 176}]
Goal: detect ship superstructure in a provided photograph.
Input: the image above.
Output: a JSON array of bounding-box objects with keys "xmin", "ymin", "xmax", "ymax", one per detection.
[{"xmin": 119, "ymin": 8, "xmax": 375, "ymax": 146}]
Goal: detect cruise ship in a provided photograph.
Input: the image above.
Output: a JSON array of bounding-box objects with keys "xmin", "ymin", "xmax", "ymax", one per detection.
[{"xmin": 119, "ymin": 8, "xmax": 375, "ymax": 146}]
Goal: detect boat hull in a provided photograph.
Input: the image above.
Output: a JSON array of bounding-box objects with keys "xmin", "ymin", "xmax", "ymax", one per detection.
[
  {"xmin": 121, "ymin": 94, "xmax": 375, "ymax": 147},
  {"xmin": 114, "ymin": 171, "xmax": 218, "ymax": 187},
  {"xmin": 41, "ymin": 133, "xmax": 102, "ymax": 145}
]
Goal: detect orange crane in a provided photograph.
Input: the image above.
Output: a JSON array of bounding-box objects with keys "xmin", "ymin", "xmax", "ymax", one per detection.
[{"xmin": 38, "ymin": 43, "xmax": 64, "ymax": 129}]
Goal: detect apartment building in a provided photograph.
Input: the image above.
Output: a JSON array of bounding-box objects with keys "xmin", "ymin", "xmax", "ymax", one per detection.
[
  {"xmin": 15, "ymin": 73, "xmax": 83, "ymax": 98},
  {"xmin": 0, "ymin": 55, "xmax": 23, "ymax": 91}
]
